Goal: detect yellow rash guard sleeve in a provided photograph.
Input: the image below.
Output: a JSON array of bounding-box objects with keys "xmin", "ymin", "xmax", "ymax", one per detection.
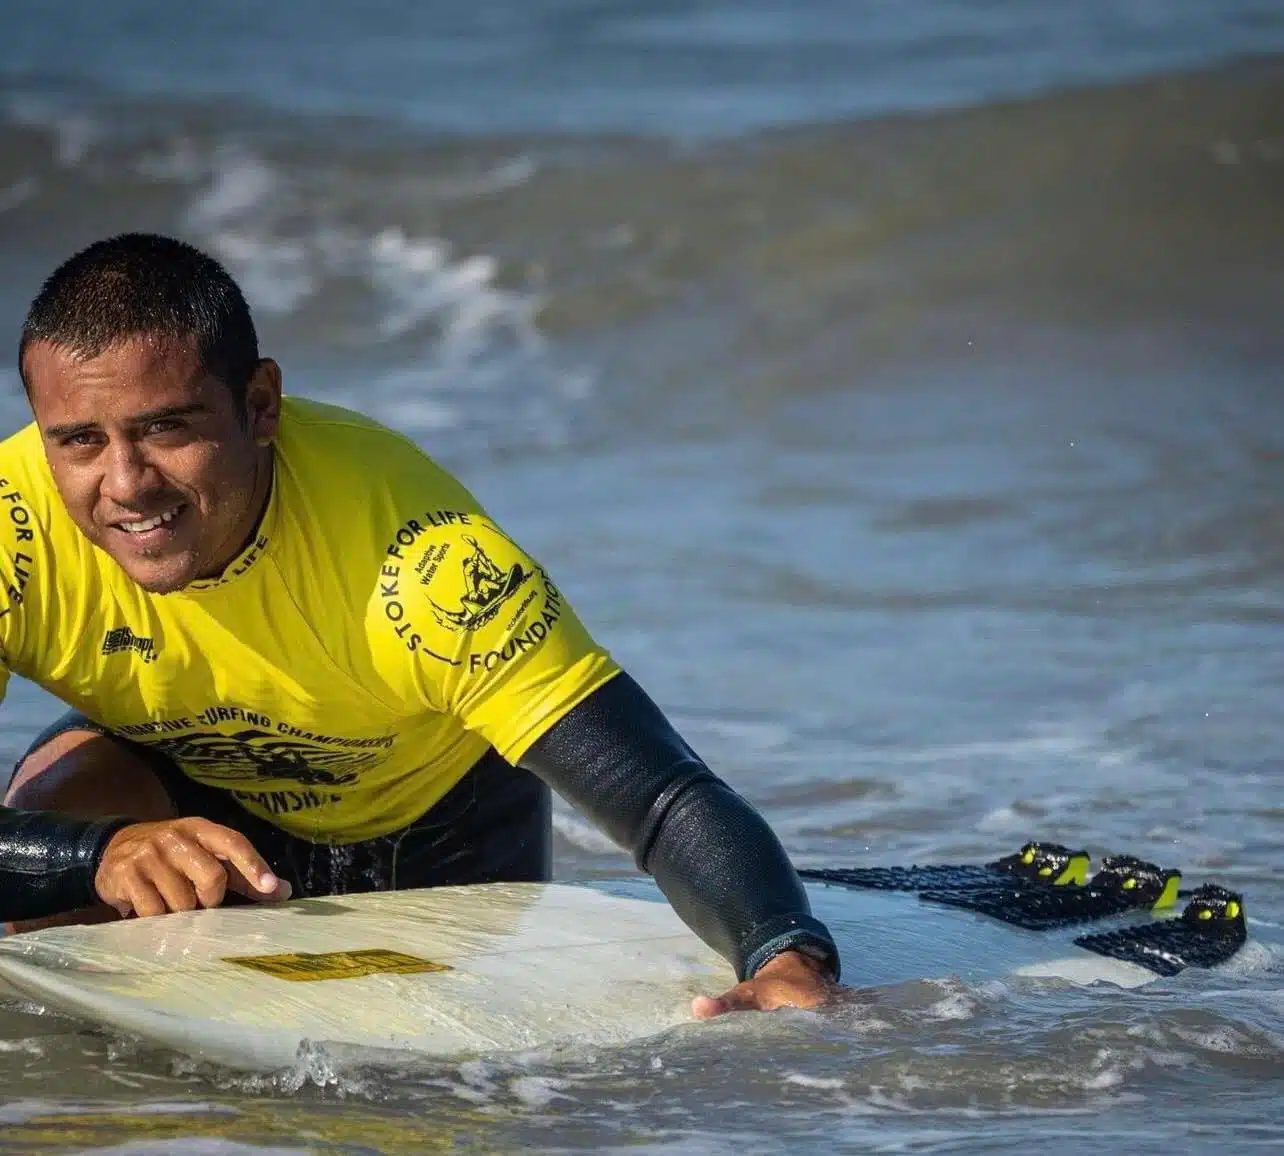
[{"xmin": 367, "ymin": 510, "xmax": 620, "ymax": 763}]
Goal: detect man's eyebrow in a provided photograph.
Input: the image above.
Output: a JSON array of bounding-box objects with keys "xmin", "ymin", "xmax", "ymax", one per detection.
[
  {"xmin": 43, "ymin": 419, "xmax": 98, "ymax": 441},
  {"xmin": 132, "ymin": 402, "xmax": 210, "ymax": 425},
  {"xmin": 44, "ymin": 403, "xmax": 210, "ymax": 442}
]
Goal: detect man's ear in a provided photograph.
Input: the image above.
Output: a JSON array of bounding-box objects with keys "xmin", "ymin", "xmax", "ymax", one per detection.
[{"xmin": 244, "ymin": 359, "xmax": 283, "ymax": 445}]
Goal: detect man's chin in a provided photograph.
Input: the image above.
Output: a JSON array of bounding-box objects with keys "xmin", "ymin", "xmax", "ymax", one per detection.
[{"xmin": 112, "ymin": 550, "xmax": 200, "ymax": 595}]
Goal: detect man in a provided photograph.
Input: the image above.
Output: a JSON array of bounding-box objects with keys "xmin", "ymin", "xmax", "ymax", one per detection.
[{"xmin": 0, "ymin": 234, "xmax": 840, "ymax": 1018}]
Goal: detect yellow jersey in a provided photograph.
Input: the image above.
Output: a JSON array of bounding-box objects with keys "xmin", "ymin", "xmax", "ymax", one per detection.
[{"xmin": 0, "ymin": 398, "xmax": 619, "ymax": 842}]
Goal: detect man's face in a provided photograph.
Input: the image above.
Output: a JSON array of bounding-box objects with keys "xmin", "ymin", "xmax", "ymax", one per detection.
[{"xmin": 23, "ymin": 335, "xmax": 281, "ymax": 594}]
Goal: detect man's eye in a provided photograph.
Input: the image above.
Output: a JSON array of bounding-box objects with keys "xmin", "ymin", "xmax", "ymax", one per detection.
[{"xmin": 147, "ymin": 420, "xmax": 183, "ymax": 435}]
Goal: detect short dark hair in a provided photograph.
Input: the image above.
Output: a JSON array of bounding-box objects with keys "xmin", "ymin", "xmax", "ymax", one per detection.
[{"xmin": 18, "ymin": 233, "xmax": 260, "ymax": 411}]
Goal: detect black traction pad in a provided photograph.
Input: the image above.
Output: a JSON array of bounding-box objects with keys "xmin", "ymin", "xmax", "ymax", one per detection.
[
  {"xmin": 919, "ymin": 855, "xmax": 1180, "ymax": 931},
  {"xmin": 801, "ymin": 841, "xmax": 1246, "ymax": 976},
  {"xmin": 1073, "ymin": 884, "xmax": 1247, "ymax": 977},
  {"xmin": 799, "ymin": 841, "xmax": 1087, "ymax": 893}
]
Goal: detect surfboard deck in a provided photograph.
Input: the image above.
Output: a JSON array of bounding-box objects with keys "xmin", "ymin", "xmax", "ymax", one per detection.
[{"xmin": 0, "ymin": 875, "xmax": 1195, "ymax": 1072}]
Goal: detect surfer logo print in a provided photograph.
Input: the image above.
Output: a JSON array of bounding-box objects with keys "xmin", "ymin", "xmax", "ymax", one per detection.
[
  {"xmin": 428, "ymin": 534, "xmax": 532, "ymax": 633},
  {"xmin": 383, "ymin": 512, "xmax": 564, "ymax": 675}
]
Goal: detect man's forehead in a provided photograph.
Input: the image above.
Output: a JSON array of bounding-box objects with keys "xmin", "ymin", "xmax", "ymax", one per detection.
[
  {"xmin": 26, "ymin": 333, "xmax": 203, "ymax": 379},
  {"xmin": 24, "ymin": 335, "xmax": 219, "ymax": 426},
  {"xmin": 24, "ymin": 336, "xmax": 215, "ymax": 409}
]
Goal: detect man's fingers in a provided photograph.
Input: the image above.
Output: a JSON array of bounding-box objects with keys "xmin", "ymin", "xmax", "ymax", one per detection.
[
  {"xmin": 225, "ymin": 867, "xmax": 292, "ymax": 903},
  {"xmin": 155, "ymin": 832, "xmax": 228, "ymax": 908},
  {"xmin": 121, "ymin": 875, "xmax": 170, "ymax": 919},
  {"xmin": 105, "ymin": 840, "xmax": 199, "ymax": 915},
  {"xmin": 691, "ymin": 995, "xmax": 729, "ymax": 1019},
  {"xmin": 97, "ymin": 885, "xmax": 134, "ymax": 919},
  {"xmin": 192, "ymin": 869, "xmax": 228, "ymax": 909},
  {"xmin": 189, "ymin": 822, "xmax": 283, "ymax": 897},
  {"xmin": 692, "ymin": 982, "xmax": 760, "ymax": 1019},
  {"xmin": 145, "ymin": 856, "xmax": 200, "ymax": 913},
  {"xmin": 95, "ymin": 819, "xmax": 284, "ymax": 916}
]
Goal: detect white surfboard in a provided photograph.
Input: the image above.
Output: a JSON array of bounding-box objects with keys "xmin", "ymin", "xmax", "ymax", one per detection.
[{"xmin": 0, "ymin": 878, "xmax": 1168, "ymax": 1071}]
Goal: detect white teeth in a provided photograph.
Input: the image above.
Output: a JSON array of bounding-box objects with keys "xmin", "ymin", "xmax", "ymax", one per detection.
[{"xmin": 120, "ymin": 507, "xmax": 181, "ymax": 534}]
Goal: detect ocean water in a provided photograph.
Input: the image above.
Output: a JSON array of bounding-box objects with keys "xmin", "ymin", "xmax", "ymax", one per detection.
[{"xmin": 1, "ymin": 1, "xmax": 1283, "ymax": 1152}]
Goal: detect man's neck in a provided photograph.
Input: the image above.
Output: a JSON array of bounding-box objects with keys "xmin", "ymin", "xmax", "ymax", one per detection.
[{"xmin": 195, "ymin": 443, "xmax": 275, "ymax": 581}]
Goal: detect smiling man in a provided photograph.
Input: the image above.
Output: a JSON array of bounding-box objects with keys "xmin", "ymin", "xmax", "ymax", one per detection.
[{"xmin": 0, "ymin": 233, "xmax": 840, "ymax": 1017}]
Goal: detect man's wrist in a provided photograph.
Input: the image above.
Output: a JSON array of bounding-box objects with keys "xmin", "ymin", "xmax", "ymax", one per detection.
[
  {"xmin": 756, "ymin": 947, "xmax": 829, "ymax": 976},
  {"xmin": 741, "ymin": 919, "xmax": 841, "ymax": 983}
]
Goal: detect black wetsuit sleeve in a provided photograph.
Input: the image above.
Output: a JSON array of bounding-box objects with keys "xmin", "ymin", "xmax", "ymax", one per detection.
[
  {"xmin": 518, "ymin": 671, "xmax": 840, "ymax": 983},
  {"xmin": 0, "ymin": 808, "xmax": 131, "ymax": 922}
]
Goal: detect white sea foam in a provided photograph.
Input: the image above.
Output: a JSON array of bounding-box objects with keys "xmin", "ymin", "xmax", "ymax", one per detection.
[
  {"xmin": 508, "ymin": 1074, "xmax": 573, "ymax": 1109},
  {"xmin": 170, "ymin": 144, "xmax": 539, "ymax": 353},
  {"xmin": 782, "ymin": 1072, "xmax": 845, "ymax": 1089},
  {"xmin": 4, "ymin": 98, "xmax": 97, "ymax": 166},
  {"xmin": 552, "ymin": 806, "xmax": 627, "ymax": 855},
  {"xmin": 184, "ymin": 146, "xmax": 280, "ymax": 230},
  {"xmin": 203, "ymin": 230, "xmax": 317, "ymax": 316}
]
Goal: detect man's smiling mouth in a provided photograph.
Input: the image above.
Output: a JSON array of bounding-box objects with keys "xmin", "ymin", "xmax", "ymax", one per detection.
[{"xmin": 113, "ymin": 503, "xmax": 187, "ymax": 539}]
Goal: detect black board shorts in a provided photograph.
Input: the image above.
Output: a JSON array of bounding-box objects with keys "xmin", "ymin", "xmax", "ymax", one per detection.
[{"xmin": 12, "ymin": 710, "xmax": 552, "ymax": 898}]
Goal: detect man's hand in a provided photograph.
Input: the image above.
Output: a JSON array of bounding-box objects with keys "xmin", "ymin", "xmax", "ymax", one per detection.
[
  {"xmin": 94, "ymin": 817, "xmax": 292, "ymax": 918},
  {"xmin": 692, "ymin": 949, "xmax": 839, "ymax": 1019}
]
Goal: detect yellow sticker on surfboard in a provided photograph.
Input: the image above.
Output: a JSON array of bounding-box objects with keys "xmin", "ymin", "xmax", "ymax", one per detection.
[{"xmin": 223, "ymin": 948, "xmax": 452, "ymax": 982}]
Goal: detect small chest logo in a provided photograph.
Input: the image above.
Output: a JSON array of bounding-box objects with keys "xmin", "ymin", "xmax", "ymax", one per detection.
[{"xmin": 101, "ymin": 626, "xmax": 159, "ymax": 664}]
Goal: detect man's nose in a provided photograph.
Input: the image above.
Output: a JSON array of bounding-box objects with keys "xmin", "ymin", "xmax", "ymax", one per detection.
[{"xmin": 100, "ymin": 439, "xmax": 161, "ymax": 506}]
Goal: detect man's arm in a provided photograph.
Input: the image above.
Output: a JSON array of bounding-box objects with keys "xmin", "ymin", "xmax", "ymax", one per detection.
[
  {"xmin": 518, "ymin": 671, "xmax": 841, "ymax": 986},
  {"xmin": 366, "ymin": 499, "xmax": 838, "ymax": 1005}
]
